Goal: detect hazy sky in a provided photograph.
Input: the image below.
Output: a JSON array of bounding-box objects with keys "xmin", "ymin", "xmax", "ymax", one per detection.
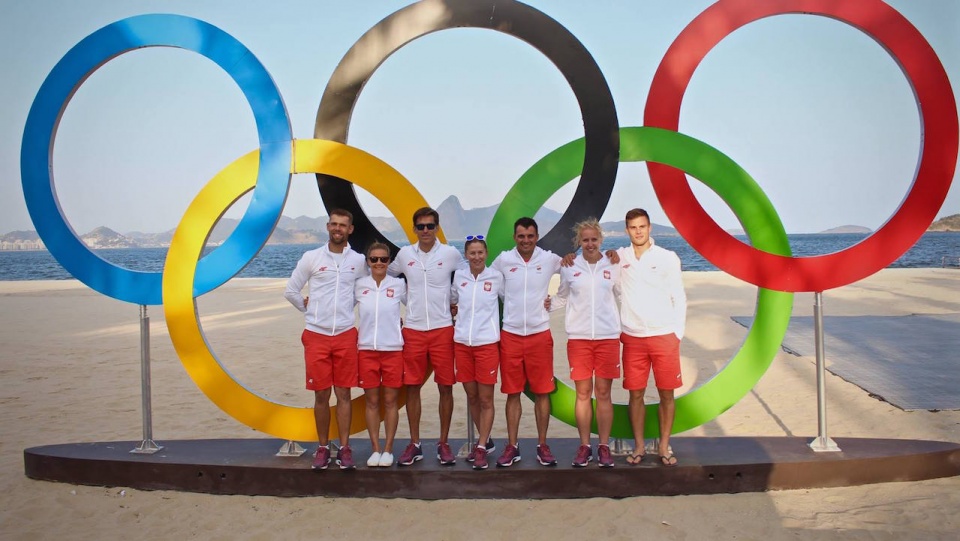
[{"xmin": 2, "ymin": 0, "xmax": 958, "ymax": 236}]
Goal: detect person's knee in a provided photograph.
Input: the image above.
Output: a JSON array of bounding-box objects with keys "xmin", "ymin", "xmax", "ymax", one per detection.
[
  {"xmin": 333, "ymin": 386, "xmax": 351, "ymax": 402},
  {"xmin": 595, "ymin": 386, "xmax": 612, "ymax": 402},
  {"xmin": 657, "ymin": 389, "xmax": 676, "ymax": 404},
  {"xmin": 315, "ymin": 388, "xmax": 332, "ymax": 404},
  {"xmin": 438, "ymin": 384, "xmax": 453, "ymax": 397},
  {"xmin": 629, "ymin": 389, "xmax": 647, "ymax": 402}
]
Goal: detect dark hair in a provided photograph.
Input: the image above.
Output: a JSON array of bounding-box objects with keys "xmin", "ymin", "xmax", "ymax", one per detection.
[
  {"xmin": 513, "ymin": 217, "xmax": 538, "ymax": 234},
  {"xmin": 412, "ymin": 207, "xmax": 440, "ymax": 227},
  {"xmin": 625, "ymin": 208, "xmax": 650, "ymax": 222},
  {"xmin": 365, "ymin": 241, "xmax": 391, "ymax": 258},
  {"xmin": 329, "ymin": 208, "xmax": 354, "ymax": 225}
]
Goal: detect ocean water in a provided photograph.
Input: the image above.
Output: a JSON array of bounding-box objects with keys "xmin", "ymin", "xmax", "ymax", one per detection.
[{"xmin": 1, "ymin": 232, "xmax": 958, "ymax": 281}]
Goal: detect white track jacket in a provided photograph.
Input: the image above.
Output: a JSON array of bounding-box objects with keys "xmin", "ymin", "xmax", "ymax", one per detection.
[
  {"xmin": 284, "ymin": 244, "xmax": 367, "ymax": 336},
  {"xmin": 387, "ymin": 242, "xmax": 462, "ymax": 331},
  {"xmin": 491, "ymin": 246, "xmax": 562, "ymax": 336},
  {"xmin": 355, "ymin": 275, "xmax": 406, "ymax": 351}
]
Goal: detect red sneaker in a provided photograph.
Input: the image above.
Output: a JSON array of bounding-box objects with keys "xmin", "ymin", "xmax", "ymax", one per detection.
[
  {"xmin": 536, "ymin": 443, "xmax": 557, "ymax": 466},
  {"xmin": 397, "ymin": 442, "xmax": 423, "ymax": 466},
  {"xmin": 336, "ymin": 445, "xmax": 356, "ymax": 470},
  {"xmin": 597, "ymin": 444, "xmax": 615, "ymax": 468},
  {"xmin": 311, "ymin": 446, "xmax": 331, "ymax": 470},
  {"xmin": 572, "ymin": 444, "xmax": 592, "ymax": 467},
  {"xmin": 496, "ymin": 443, "xmax": 521, "ymax": 467},
  {"xmin": 437, "ymin": 441, "xmax": 456, "ymax": 465},
  {"xmin": 472, "ymin": 446, "xmax": 489, "ymax": 470}
]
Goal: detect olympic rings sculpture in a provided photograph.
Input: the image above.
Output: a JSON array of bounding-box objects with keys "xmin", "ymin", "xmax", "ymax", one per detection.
[{"xmin": 21, "ymin": 0, "xmax": 956, "ymax": 441}]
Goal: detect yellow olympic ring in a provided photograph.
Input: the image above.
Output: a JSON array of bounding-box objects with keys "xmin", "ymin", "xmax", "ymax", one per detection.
[{"xmin": 163, "ymin": 139, "xmax": 439, "ymax": 441}]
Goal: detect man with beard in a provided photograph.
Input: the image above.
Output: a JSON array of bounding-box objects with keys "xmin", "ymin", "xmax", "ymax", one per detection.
[{"xmin": 285, "ymin": 209, "xmax": 367, "ymax": 471}]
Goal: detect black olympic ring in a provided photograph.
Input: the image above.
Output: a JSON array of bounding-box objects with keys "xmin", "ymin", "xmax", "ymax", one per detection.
[{"xmin": 314, "ymin": 0, "xmax": 620, "ymax": 254}]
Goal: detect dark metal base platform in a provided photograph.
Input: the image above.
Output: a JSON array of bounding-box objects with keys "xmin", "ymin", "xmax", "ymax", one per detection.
[{"xmin": 24, "ymin": 437, "xmax": 960, "ymax": 499}]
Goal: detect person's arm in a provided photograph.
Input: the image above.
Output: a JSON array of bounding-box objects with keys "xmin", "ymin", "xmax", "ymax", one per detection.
[
  {"xmin": 283, "ymin": 254, "xmax": 311, "ymax": 312},
  {"xmin": 449, "ymin": 274, "xmax": 460, "ymax": 318},
  {"xmin": 605, "ymin": 249, "xmax": 620, "ymax": 264},
  {"xmin": 667, "ymin": 253, "xmax": 687, "ymax": 340},
  {"xmin": 549, "ymin": 271, "xmax": 570, "ymax": 312},
  {"xmin": 397, "ymin": 280, "xmax": 408, "ymax": 305},
  {"xmin": 387, "ymin": 252, "xmax": 402, "ymax": 278}
]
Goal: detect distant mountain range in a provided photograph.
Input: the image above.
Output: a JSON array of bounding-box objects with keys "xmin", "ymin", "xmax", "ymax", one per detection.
[{"xmin": 3, "ymin": 202, "xmax": 956, "ymax": 251}]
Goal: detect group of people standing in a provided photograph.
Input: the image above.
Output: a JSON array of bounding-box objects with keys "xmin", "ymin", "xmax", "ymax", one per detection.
[{"xmin": 284, "ymin": 206, "xmax": 686, "ymax": 471}]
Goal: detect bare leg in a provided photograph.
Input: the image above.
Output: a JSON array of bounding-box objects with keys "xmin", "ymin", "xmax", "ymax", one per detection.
[
  {"xmin": 628, "ymin": 388, "xmax": 647, "ymax": 453},
  {"xmin": 314, "ymin": 388, "xmax": 332, "ymax": 446},
  {"xmin": 313, "ymin": 387, "xmax": 330, "ymax": 447},
  {"xmin": 574, "ymin": 378, "xmax": 594, "ymax": 446},
  {"xmin": 505, "ymin": 393, "xmax": 521, "ymax": 446},
  {"xmin": 476, "ymin": 383, "xmax": 495, "ymax": 448},
  {"xmin": 406, "ymin": 383, "xmax": 423, "ymax": 443},
  {"xmin": 438, "ymin": 383, "xmax": 454, "ymax": 443},
  {"xmin": 363, "ymin": 388, "xmax": 381, "ymax": 453},
  {"xmin": 657, "ymin": 388, "xmax": 676, "ymax": 459},
  {"xmin": 383, "ymin": 387, "xmax": 400, "ymax": 453},
  {"xmin": 595, "ymin": 377, "xmax": 613, "ymax": 446},
  {"xmin": 333, "ymin": 386, "xmax": 352, "ymax": 447},
  {"xmin": 534, "ymin": 393, "xmax": 551, "ymax": 445},
  {"xmin": 462, "ymin": 381, "xmax": 480, "ymax": 438}
]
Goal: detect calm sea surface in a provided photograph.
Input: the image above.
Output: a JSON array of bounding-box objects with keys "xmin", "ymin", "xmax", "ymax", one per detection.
[{"xmin": 1, "ymin": 232, "xmax": 958, "ymax": 281}]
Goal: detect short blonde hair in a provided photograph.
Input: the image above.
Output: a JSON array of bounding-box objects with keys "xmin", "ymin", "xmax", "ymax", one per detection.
[{"xmin": 572, "ymin": 217, "xmax": 603, "ymax": 248}]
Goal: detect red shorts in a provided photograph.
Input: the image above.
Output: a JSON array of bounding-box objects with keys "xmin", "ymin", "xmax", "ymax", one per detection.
[
  {"xmin": 455, "ymin": 342, "xmax": 500, "ymax": 385},
  {"xmin": 358, "ymin": 350, "xmax": 403, "ymax": 389},
  {"xmin": 621, "ymin": 333, "xmax": 682, "ymax": 391},
  {"xmin": 567, "ymin": 339, "xmax": 621, "ymax": 381},
  {"xmin": 402, "ymin": 326, "xmax": 455, "ymax": 386},
  {"xmin": 302, "ymin": 328, "xmax": 358, "ymax": 390},
  {"xmin": 499, "ymin": 330, "xmax": 555, "ymax": 395}
]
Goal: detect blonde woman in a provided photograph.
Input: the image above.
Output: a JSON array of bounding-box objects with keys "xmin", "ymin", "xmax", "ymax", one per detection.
[{"xmin": 551, "ymin": 219, "xmax": 621, "ymax": 467}]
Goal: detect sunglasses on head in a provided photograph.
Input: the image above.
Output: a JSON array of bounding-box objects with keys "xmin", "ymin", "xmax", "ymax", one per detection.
[
  {"xmin": 414, "ymin": 223, "xmax": 437, "ymax": 231},
  {"xmin": 367, "ymin": 256, "xmax": 390, "ymax": 263},
  {"xmin": 465, "ymin": 234, "xmax": 485, "ymax": 241}
]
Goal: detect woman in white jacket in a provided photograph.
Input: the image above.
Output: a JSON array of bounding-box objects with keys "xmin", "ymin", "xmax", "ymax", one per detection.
[
  {"xmin": 451, "ymin": 235, "xmax": 503, "ymax": 470},
  {"xmin": 355, "ymin": 242, "xmax": 406, "ymax": 467},
  {"xmin": 552, "ymin": 219, "xmax": 621, "ymax": 468}
]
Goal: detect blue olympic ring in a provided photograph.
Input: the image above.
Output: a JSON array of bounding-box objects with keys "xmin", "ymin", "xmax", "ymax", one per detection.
[{"xmin": 20, "ymin": 14, "xmax": 292, "ymax": 305}]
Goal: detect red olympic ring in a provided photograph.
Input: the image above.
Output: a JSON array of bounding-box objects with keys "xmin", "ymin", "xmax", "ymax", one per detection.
[{"xmin": 644, "ymin": 0, "xmax": 958, "ymax": 293}]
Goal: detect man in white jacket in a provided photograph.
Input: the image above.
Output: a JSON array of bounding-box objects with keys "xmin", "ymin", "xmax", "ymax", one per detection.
[
  {"xmin": 490, "ymin": 217, "xmax": 562, "ymax": 467},
  {"xmin": 617, "ymin": 208, "xmax": 687, "ymax": 467},
  {"xmin": 284, "ymin": 209, "xmax": 368, "ymax": 471},
  {"xmin": 387, "ymin": 207, "xmax": 463, "ymax": 467}
]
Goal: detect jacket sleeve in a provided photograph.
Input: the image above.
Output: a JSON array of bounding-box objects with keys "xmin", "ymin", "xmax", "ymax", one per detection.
[
  {"xmin": 667, "ymin": 252, "xmax": 687, "ymax": 340},
  {"xmin": 284, "ymin": 253, "xmax": 311, "ymax": 312}
]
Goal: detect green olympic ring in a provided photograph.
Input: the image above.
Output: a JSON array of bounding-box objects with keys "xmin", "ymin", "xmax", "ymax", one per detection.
[{"xmin": 487, "ymin": 126, "xmax": 794, "ymax": 438}]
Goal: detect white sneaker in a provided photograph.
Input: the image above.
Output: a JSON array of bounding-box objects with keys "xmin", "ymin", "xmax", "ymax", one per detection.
[
  {"xmin": 378, "ymin": 451, "xmax": 395, "ymax": 467},
  {"xmin": 367, "ymin": 451, "xmax": 382, "ymax": 467}
]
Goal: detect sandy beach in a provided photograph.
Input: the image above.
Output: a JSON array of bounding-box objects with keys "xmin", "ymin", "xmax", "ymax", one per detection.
[{"xmin": 2, "ymin": 268, "xmax": 959, "ymax": 540}]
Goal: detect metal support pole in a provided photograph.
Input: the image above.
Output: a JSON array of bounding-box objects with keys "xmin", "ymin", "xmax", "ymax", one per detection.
[
  {"xmin": 276, "ymin": 440, "xmax": 306, "ymax": 457},
  {"xmin": 132, "ymin": 305, "xmax": 163, "ymax": 454},
  {"xmin": 457, "ymin": 406, "xmax": 476, "ymax": 458},
  {"xmin": 809, "ymin": 292, "xmax": 840, "ymax": 452},
  {"xmin": 611, "ymin": 438, "xmax": 633, "ymax": 456}
]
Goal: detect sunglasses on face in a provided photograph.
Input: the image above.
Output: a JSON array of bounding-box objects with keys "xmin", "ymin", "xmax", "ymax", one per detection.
[
  {"xmin": 367, "ymin": 256, "xmax": 390, "ymax": 263},
  {"xmin": 465, "ymin": 234, "xmax": 485, "ymax": 241},
  {"xmin": 414, "ymin": 223, "xmax": 437, "ymax": 231}
]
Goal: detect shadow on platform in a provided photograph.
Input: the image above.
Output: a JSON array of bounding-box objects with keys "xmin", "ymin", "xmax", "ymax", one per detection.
[{"xmin": 24, "ymin": 437, "xmax": 960, "ymax": 499}]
